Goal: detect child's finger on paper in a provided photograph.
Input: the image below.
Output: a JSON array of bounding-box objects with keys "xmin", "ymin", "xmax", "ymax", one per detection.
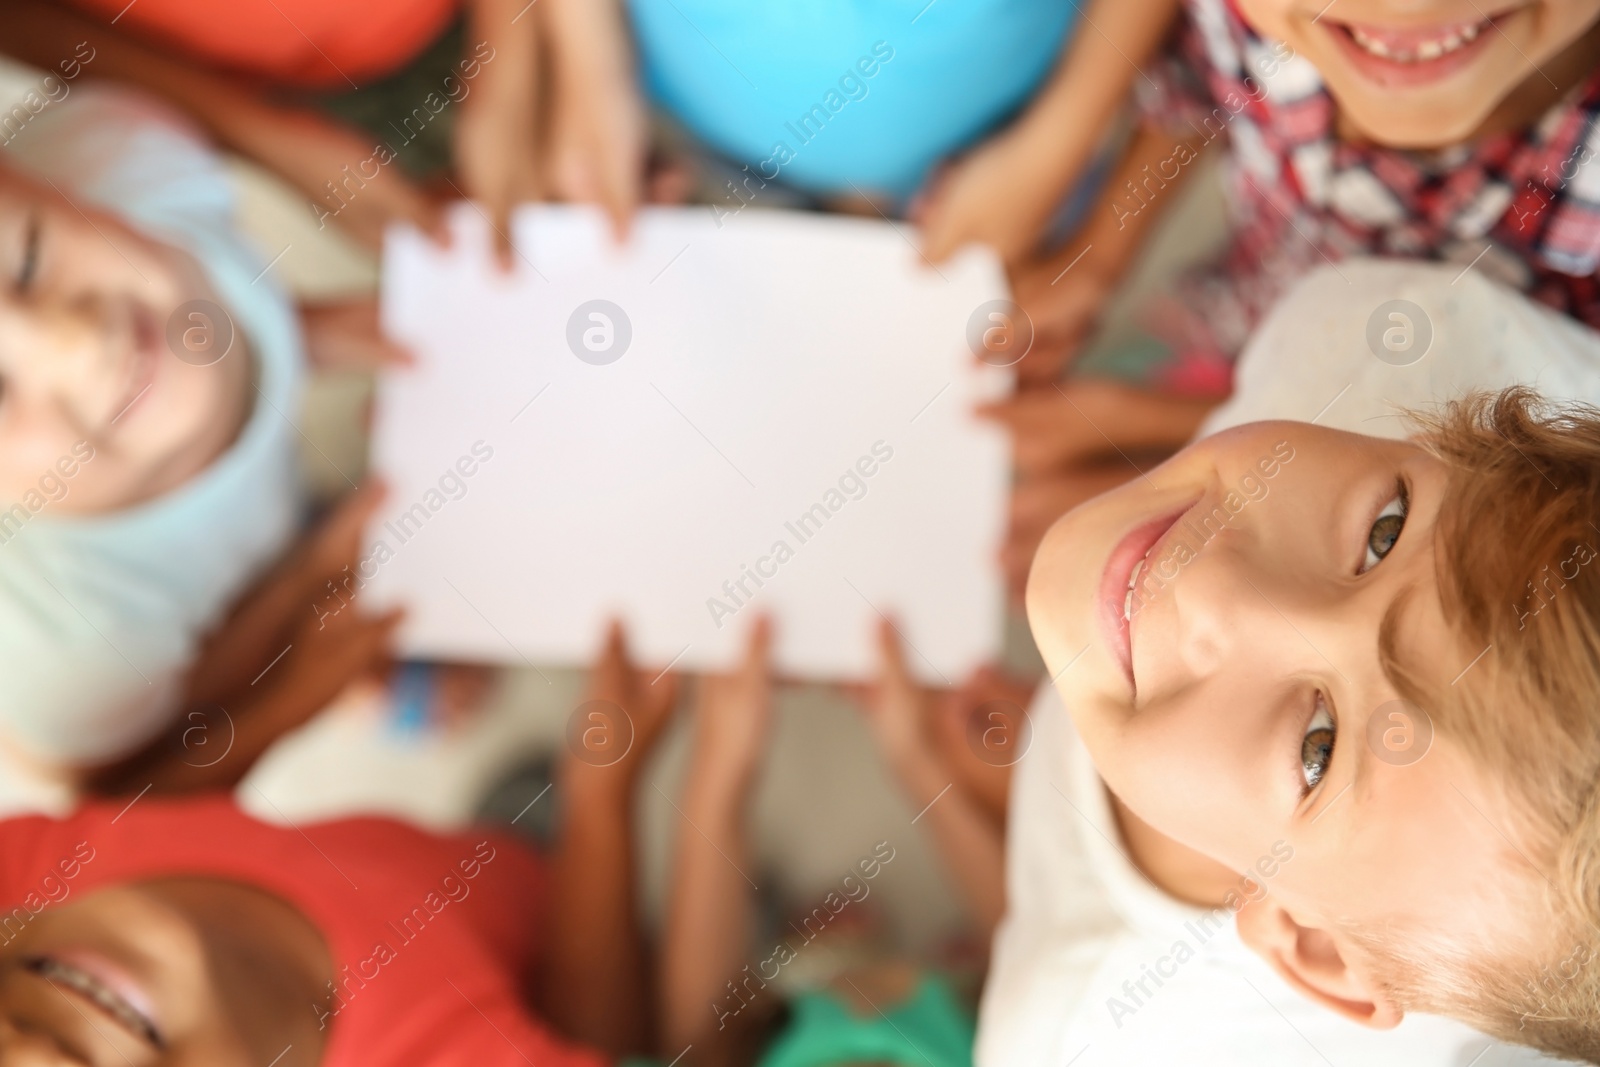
[
  {"xmin": 325, "ymin": 611, "xmax": 402, "ymax": 683},
  {"xmin": 1002, "ymin": 539, "xmax": 1037, "ymax": 603},
  {"xmin": 315, "ymin": 483, "xmax": 389, "ymax": 560},
  {"xmin": 875, "ymin": 617, "xmax": 913, "ymax": 690},
  {"xmin": 1010, "ymin": 477, "xmax": 1076, "ymax": 530},
  {"xmin": 408, "ymin": 187, "xmax": 451, "ymax": 249},
  {"xmin": 598, "ymin": 162, "xmax": 638, "ymax": 245},
  {"xmin": 597, "ymin": 617, "xmax": 630, "ymax": 686},
  {"xmin": 489, "ymin": 200, "xmax": 517, "ymax": 273},
  {"xmin": 367, "ymin": 335, "xmax": 418, "ymax": 368},
  {"xmin": 360, "ymin": 607, "xmax": 407, "ymax": 653},
  {"xmin": 1015, "ymin": 343, "xmax": 1074, "ymax": 386},
  {"xmin": 299, "ymin": 600, "xmax": 402, "ymax": 659},
  {"xmin": 645, "ymin": 153, "xmax": 693, "ymax": 205},
  {"xmin": 338, "ymin": 479, "xmax": 389, "ymax": 520},
  {"xmin": 973, "ymin": 396, "xmax": 1023, "ymax": 427},
  {"xmin": 955, "ymin": 664, "xmax": 1004, "ymax": 701},
  {"xmin": 606, "ymin": 203, "xmax": 632, "ymax": 246},
  {"xmin": 742, "ymin": 615, "xmax": 774, "ymax": 675},
  {"xmin": 909, "ymin": 163, "xmax": 951, "ymax": 250},
  {"xmin": 430, "ymin": 207, "xmax": 454, "ymax": 249},
  {"xmin": 376, "ymin": 176, "xmax": 442, "ymax": 247}
]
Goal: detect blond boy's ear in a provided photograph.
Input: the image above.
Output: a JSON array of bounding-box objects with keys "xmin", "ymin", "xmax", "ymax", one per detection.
[{"xmin": 1234, "ymin": 897, "xmax": 1406, "ymax": 1029}]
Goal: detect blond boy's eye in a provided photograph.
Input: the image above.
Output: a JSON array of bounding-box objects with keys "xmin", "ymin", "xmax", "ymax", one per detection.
[
  {"xmin": 1301, "ymin": 695, "xmax": 1336, "ymax": 792},
  {"xmin": 1359, "ymin": 483, "xmax": 1409, "ymax": 574}
]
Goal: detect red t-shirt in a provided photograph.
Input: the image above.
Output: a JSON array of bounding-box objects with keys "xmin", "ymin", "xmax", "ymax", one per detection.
[
  {"xmin": 0, "ymin": 797, "xmax": 609, "ymax": 1067},
  {"xmin": 67, "ymin": 0, "xmax": 461, "ymax": 89}
]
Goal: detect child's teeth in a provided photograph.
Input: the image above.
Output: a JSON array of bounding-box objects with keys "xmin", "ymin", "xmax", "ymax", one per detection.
[
  {"xmin": 1351, "ymin": 27, "xmax": 1393, "ymax": 57},
  {"xmin": 1346, "ymin": 20, "xmax": 1485, "ymax": 63},
  {"xmin": 1123, "ymin": 557, "xmax": 1147, "ymax": 622}
]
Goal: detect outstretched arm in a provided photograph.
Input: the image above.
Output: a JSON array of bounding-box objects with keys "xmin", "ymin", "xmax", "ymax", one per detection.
[
  {"xmin": 856, "ymin": 620, "xmax": 1007, "ymax": 937},
  {"xmin": 660, "ymin": 620, "xmax": 775, "ymax": 1060},
  {"xmin": 83, "ymin": 486, "xmax": 401, "ymax": 796},
  {"xmin": 918, "ymin": 0, "xmax": 1184, "ymax": 264},
  {"xmin": 1008, "ymin": 122, "xmax": 1216, "ymax": 385},
  {"xmin": 542, "ymin": 622, "xmax": 678, "ymax": 1057}
]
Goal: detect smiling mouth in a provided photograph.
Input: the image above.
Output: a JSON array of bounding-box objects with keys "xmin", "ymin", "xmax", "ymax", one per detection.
[
  {"xmin": 1343, "ymin": 18, "xmax": 1486, "ymax": 62},
  {"xmin": 26, "ymin": 954, "xmax": 164, "ymax": 1048},
  {"xmin": 1098, "ymin": 502, "xmax": 1194, "ymax": 693},
  {"xmin": 1319, "ymin": 6, "xmax": 1519, "ymax": 87}
]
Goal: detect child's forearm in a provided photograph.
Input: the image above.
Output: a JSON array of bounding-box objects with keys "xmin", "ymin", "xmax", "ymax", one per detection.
[
  {"xmin": 465, "ymin": 0, "xmax": 539, "ymax": 104},
  {"xmin": 1008, "ymin": 0, "xmax": 1184, "ymax": 196},
  {"xmin": 543, "ymin": 784, "xmax": 654, "ymax": 1056},
  {"xmin": 1072, "ymin": 122, "xmax": 1214, "ymax": 285},
  {"xmin": 660, "ymin": 771, "xmax": 759, "ymax": 1053},
  {"xmin": 894, "ymin": 749, "xmax": 1007, "ymax": 937},
  {"xmin": 540, "ymin": 0, "xmax": 634, "ymax": 83}
]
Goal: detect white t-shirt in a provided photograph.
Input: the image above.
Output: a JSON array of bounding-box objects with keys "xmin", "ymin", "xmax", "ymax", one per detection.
[
  {"xmin": 978, "ymin": 259, "xmax": 1600, "ymax": 1067},
  {"xmin": 0, "ymin": 85, "xmax": 303, "ymax": 767}
]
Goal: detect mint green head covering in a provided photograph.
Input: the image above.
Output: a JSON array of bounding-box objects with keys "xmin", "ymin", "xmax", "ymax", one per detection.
[{"xmin": 757, "ymin": 974, "xmax": 974, "ymax": 1067}]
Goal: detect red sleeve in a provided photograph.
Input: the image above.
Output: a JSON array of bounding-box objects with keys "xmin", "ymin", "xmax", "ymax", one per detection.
[
  {"xmin": 0, "ymin": 814, "xmax": 108, "ymax": 955},
  {"xmin": 0, "ymin": 815, "xmax": 95, "ymax": 908},
  {"xmin": 0, "ymin": 815, "xmax": 52, "ymax": 897}
]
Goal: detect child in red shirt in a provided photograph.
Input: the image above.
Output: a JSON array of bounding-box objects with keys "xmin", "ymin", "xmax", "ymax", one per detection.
[
  {"xmin": 0, "ymin": 799, "xmax": 606, "ymax": 1066},
  {"xmin": 0, "ymin": 623, "xmax": 686, "ymax": 1066}
]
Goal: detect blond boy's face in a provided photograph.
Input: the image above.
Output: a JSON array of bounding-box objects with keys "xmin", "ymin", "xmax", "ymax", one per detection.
[
  {"xmin": 1236, "ymin": 0, "xmax": 1600, "ymax": 146},
  {"xmin": 0, "ymin": 163, "xmax": 251, "ymax": 516},
  {"xmin": 1027, "ymin": 422, "xmax": 1541, "ymax": 990}
]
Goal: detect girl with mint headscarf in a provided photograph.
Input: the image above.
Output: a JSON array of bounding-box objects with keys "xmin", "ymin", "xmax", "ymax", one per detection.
[{"xmin": 0, "ymin": 81, "xmax": 398, "ymax": 793}]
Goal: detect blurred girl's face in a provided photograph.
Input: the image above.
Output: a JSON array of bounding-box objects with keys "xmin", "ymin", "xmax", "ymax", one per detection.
[
  {"xmin": 1236, "ymin": 0, "xmax": 1600, "ymax": 146},
  {"xmin": 0, "ymin": 162, "xmax": 252, "ymax": 516}
]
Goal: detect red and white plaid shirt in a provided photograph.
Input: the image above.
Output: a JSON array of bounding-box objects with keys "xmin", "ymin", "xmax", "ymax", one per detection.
[{"xmin": 1134, "ymin": 0, "xmax": 1600, "ymax": 393}]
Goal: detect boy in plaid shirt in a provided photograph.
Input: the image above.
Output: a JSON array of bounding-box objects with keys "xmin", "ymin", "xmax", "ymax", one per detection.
[{"xmin": 987, "ymin": 0, "xmax": 1600, "ymax": 597}]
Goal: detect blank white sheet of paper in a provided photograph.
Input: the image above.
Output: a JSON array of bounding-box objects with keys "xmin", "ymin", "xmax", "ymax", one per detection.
[{"xmin": 366, "ymin": 204, "xmax": 1010, "ymax": 683}]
